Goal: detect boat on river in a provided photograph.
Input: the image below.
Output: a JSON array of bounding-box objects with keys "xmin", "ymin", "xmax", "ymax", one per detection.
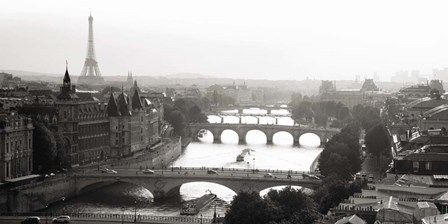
[
  {"xmin": 181, "ymin": 191, "xmax": 217, "ymax": 215},
  {"xmin": 236, "ymin": 148, "xmax": 252, "ymax": 161}
]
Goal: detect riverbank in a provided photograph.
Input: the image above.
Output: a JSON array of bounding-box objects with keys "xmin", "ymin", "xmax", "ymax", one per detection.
[{"xmin": 111, "ymin": 137, "xmax": 182, "ymax": 169}]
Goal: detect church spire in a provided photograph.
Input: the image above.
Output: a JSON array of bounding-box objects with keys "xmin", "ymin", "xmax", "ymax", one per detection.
[{"xmin": 63, "ymin": 60, "xmax": 71, "ymax": 87}]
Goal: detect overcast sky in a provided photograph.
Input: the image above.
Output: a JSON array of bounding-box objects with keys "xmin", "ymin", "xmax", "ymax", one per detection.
[{"xmin": 1, "ymin": 0, "xmax": 448, "ymax": 81}]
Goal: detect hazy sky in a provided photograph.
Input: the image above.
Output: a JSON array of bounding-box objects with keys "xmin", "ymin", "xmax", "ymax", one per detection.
[{"xmin": 2, "ymin": 0, "xmax": 448, "ymax": 81}]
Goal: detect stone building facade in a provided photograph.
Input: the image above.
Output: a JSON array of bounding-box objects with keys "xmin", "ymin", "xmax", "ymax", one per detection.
[
  {"xmin": 107, "ymin": 81, "xmax": 161, "ymax": 157},
  {"xmin": 0, "ymin": 111, "xmax": 34, "ymax": 181}
]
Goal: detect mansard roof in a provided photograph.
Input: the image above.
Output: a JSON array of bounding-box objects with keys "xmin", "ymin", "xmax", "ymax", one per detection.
[
  {"xmin": 117, "ymin": 91, "xmax": 131, "ymax": 116},
  {"xmin": 107, "ymin": 92, "xmax": 121, "ymax": 116}
]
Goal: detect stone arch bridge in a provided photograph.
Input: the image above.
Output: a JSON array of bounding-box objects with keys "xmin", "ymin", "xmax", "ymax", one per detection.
[
  {"xmin": 10, "ymin": 169, "xmax": 321, "ymax": 212},
  {"xmin": 188, "ymin": 123, "xmax": 340, "ymax": 145},
  {"xmin": 73, "ymin": 169, "xmax": 321, "ymax": 201}
]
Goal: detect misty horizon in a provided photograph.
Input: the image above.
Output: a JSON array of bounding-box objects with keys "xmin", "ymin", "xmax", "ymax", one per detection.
[{"xmin": 2, "ymin": 0, "xmax": 448, "ymax": 81}]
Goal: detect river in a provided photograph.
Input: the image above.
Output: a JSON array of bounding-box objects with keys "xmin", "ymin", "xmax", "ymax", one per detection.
[{"xmin": 46, "ymin": 108, "xmax": 323, "ymax": 218}]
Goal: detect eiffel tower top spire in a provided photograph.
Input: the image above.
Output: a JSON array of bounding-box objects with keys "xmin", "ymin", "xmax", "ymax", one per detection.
[{"xmin": 78, "ymin": 12, "xmax": 105, "ymax": 85}]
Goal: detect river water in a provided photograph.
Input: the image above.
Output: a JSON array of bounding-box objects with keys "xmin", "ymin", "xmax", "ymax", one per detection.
[{"xmin": 47, "ymin": 108, "xmax": 322, "ymax": 218}]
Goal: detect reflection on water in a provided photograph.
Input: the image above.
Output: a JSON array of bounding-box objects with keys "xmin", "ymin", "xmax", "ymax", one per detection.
[{"xmin": 48, "ymin": 108, "xmax": 322, "ymax": 218}]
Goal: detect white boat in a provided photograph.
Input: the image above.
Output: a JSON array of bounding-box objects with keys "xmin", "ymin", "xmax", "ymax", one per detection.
[
  {"xmin": 180, "ymin": 192, "xmax": 216, "ymax": 215},
  {"xmin": 236, "ymin": 148, "xmax": 252, "ymax": 162}
]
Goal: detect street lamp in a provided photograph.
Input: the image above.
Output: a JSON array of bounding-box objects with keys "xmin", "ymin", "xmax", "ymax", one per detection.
[
  {"xmin": 61, "ymin": 197, "xmax": 66, "ymax": 215},
  {"xmin": 161, "ymin": 159, "xmax": 164, "ymax": 175},
  {"xmin": 45, "ymin": 205, "xmax": 48, "ymax": 224},
  {"xmin": 213, "ymin": 205, "xmax": 217, "ymax": 223},
  {"xmin": 121, "ymin": 206, "xmax": 125, "ymax": 224},
  {"xmin": 134, "ymin": 200, "xmax": 137, "ymax": 223},
  {"xmin": 253, "ymin": 157, "xmax": 255, "ymax": 174},
  {"xmin": 201, "ymin": 214, "xmax": 203, "ymax": 224}
]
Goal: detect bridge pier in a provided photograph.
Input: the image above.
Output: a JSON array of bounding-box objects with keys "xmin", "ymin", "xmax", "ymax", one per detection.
[
  {"xmin": 267, "ymin": 109, "xmax": 271, "ymax": 114},
  {"xmin": 238, "ymin": 109, "xmax": 243, "ymax": 114},
  {"xmin": 213, "ymin": 135, "xmax": 221, "ymax": 144},
  {"xmin": 238, "ymin": 137, "xmax": 246, "ymax": 144}
]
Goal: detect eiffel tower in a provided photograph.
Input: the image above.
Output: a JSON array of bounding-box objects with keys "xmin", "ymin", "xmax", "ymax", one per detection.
[{"xmin": 78, "ymin": 12, "xmax": 105, "ymax": 86}]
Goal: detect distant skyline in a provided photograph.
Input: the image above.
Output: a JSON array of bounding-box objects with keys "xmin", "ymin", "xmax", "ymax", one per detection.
[{"xmin": 2, "ymin": 0, "xmax": 448, "ymax": 81}]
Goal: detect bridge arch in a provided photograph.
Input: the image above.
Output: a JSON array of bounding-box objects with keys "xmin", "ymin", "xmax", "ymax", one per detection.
[
  {"xmin": 244, "ymin": 129, "xmax": 268, "ymax": 144},
  {"xmin": 298, "ymin": 132, "xmax": 322, "ymax": 147},
  {"xmin": 219, "ymin": 129, "xmax": 239, "ymax": 144},
  {"xmin": 74, "ymin": 174, "xmax": 321, "ymax": 203},
  {"xmin": 272, "ymin": 131, "xmax": 294, "ymax": 145}
]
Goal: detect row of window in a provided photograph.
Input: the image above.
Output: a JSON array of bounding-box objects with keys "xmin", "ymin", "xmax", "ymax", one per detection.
[
  {"xmin": 4, "ymin": 138, "xmax": 32, "ymax": 154},
  {"xmin": 2, "ymin": 157, "xmax": 32, "ymax": 179}
]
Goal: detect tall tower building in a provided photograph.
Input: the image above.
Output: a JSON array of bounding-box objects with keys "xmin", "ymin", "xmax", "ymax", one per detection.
[{"xmin": 78, "ymin": 13, "xmax": 105, "ymax": 86}]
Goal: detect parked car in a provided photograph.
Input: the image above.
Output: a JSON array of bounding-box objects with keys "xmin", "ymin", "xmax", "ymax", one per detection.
[
  {"xmin": 142, "ymin": 169, "xmax": 154, "ymax": 174},
  {"xmin": 264, "ymin": 173, "xmax": 274, "ymax": 178},
  {"xmin": 21, "ymin": 216, "xmax": 40, "ymax": 224},
  {"xmin": 207, "ymin": 169, "xmax": 217, "ymax": 174},
  {"xmin": 368, "ymin": 174, "xmax": 374, "ymax": 183},
  {"xmin": 106, "ymin": 169, "xmax": 118, "ymax": 174},
  {"xmin": 52, "ymin": 215, "xmax": 70, "ymax": 223},
  {"xmin": 308, "ymin": 174, "xmax": 321, "ymax": 180},
  {"xmin": 99, "ymin": 167, "xmax": 109, "ymax": 173}
]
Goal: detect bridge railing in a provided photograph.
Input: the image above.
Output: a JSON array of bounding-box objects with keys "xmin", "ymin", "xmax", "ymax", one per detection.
[
  {"xmin": 81, "ymin": 166, "xmax": 318, "ymax": 175},
  {"xmin": 0, "ymin": 212, "xmax": 214, "ymax": 223}
]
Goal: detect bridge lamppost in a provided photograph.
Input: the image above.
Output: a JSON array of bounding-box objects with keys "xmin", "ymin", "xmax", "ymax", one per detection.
[
  {"xmin": 121, "ymin": 206, "xmax": 125, "ymax": 224},
  {"xmin": 134, "ymin": 200, "xmax": 137, "ymax": 222},
  {"xmin": 61, "ymin": 197, "xmax": 66, "ymax": 214},
  {"xmin": 200, "ymin": 214, "xmax": 203, "ymax": 224},
  {"xmin": 45, "ymin": 204, "xmax": 48, "ymax": 224},
  {"xmin": 253, "ymin": 158, "xmax": 255, "ymax": 174}
]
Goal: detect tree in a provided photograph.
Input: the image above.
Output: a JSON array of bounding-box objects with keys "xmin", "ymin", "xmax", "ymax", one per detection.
[
  {"xmin": 54, "ymin": 130, "xmax": 70, "ymax": 168},
  {"xmin": 319, "ymin": 149, "xmax": 352, "ymax": 180},
  {"xmin": 225, "ymin": 191, "xmax": 278, "ymax": 224},
  {"xmin": 225, "ymin": 188, "xmax": 319, "ymax": 224},
  {"xmin": 312, "ymin": 175, "xmax": 364, "ymax": 214},
  {"xmin": 32, "ymin": 121, "xmax": 57, "ymax": 172},
  {"xmin": 365, "ymin": 123, "xmax": 391, "ymax": 169},
  {"xmin": 167, "ymin": 110, "xmax": 187, "ymax": 136},
  {"xmin": 189, "ymin": 105, "xmax": 208, "ymax": 123},
  {"xmin": 265, "ymin": 186, "xmax": 319, "ymax": 224}
]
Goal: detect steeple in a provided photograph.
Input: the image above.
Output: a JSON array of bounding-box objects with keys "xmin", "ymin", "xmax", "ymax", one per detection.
[
  {"xmin": 117, "ymin": 90, "xmax": 131, "ymax": 116},
  {"xmin": 63, "ymin": 60, "xmax": 71, "ymax": 87},
  {"xmin": 131, "ymin": 82, "xmax": 143, "ymax": 110},
  {"xmin": 107, "ymin": 90, "xmax": 120, "ymax": 116},
  {"xmin": 57, "ymin": 62, "xmax": 79, "ymax": 100}
]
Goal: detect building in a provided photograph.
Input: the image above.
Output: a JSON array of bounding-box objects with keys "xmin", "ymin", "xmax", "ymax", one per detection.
[
  {"xmin": 0, "ymin": 111, "xmax": 34, "ymax": 181},
  {"xmin": 360, "ymin": 79, "xmax": 379, "ymax": 92},
  {"xmin": 334, "ymin": 214, "xmax": 367, "ymax": 224},
  {"xmin": 393, "ymin": 144, "xmax": 448, "ymax": 175},
  {"xmin": 20, "ymin": 67, "xmax": 110, "ymax": 166},
  {"xmin": 419, "ymin": 104, "xmax": 448, "ymax": 130},
  {"xmin": 405, "ymin": 91, "xmax": 448, "ymax": 119},
  {"xmin": 398, "ymin": 84, "xmax": 431, "ymax": 102},
  {"xmin": 320, "ymin": 79, "xmax": 388, "ymax": 108},
  {"xmin": 107, "ymin": 81, "xmax": 161, "ymax": 157}
]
